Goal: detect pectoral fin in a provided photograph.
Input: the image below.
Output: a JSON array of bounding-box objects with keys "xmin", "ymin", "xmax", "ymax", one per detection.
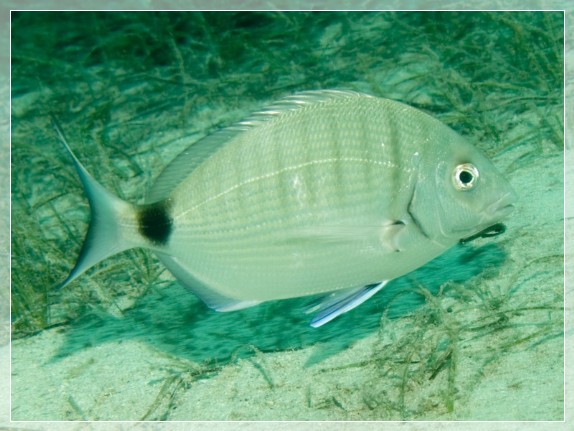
[{"xmin": 274, "ymin": 220, "xmax": 407, "ymax": 251}]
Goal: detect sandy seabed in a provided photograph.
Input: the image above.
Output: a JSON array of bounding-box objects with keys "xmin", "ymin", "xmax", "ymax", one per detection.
[
  {"xmin": 9, "ymin": 138, "xmax": 566, "ymax": 422},
  {"xmin": 4, "ymin": 8, "xmax": 571, "ymax": 431}
]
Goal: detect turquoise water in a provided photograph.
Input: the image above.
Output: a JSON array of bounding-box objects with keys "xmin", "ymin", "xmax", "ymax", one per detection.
[{"xmin": 11, "ymin": 11, "xmax": 564, "ymax": 420}]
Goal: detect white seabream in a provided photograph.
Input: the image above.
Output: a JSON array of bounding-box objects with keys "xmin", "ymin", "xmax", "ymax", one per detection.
[{"xmin": 55, "ymin": 90, "xmax": 517, "ymax": 326}]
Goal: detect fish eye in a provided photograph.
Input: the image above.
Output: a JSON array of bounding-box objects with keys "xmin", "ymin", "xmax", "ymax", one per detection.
[{"xmin": 453, "ymin": 163, "xmax": 479, "ymax": 191}]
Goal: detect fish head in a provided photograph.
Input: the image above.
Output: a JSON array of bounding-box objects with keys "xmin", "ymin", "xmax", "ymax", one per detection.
[{"xmin": 410, "ymin": 134, "xmax": 517, "ymax": 246}]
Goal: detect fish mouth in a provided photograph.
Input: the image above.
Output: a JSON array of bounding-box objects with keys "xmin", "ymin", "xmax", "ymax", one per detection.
[
  {"xmin": 484, "ymin": 190, "xmax": 517, "ymax": 221},
  {"xmin": 456, "ymin": 190, "xmax": 517, "ymax": 239},
  {"xmin": 469, "ymin": 190, "xmax": 517, "ymax": 237}
]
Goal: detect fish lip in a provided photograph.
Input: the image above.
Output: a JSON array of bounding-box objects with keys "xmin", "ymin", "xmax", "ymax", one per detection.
[
  {"xmin": 475, "ymin": 191, "xmax": 517, "ymax": 231},
  {"xmin": 485, "ymin": 191, "xmax": 517, "ymax": 220},
  {"xmin": 496, "ymin": 203, "xmax": 515, "ymax": 217},
  {"xmin": 451, "ymin": 191, "xmax": 517, "ymax": 237}
]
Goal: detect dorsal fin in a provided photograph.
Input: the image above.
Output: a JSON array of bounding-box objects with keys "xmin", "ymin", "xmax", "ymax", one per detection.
[
  {"xmin": 146, "ymin": 90, "xmax": 368, "ymax": 203},
  {"xmin": 146, "ymin": 127, "xmax": 247, "ymax": 203}
]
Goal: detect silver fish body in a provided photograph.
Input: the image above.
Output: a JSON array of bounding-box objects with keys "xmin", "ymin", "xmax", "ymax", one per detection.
[{"xmin": 55, "ymin": 90, "xmax": 516, "ymax": 326}]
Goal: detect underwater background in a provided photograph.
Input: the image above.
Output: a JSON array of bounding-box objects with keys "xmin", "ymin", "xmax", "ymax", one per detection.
[{"xmin": 8, "ymin": 8, "xmax": 566, "ymax": 424}]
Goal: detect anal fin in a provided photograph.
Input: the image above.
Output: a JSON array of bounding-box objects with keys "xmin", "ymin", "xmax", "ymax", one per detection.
[{"xmin": 158, "ymin": 254, "xmax": 261, "ymax": 312}]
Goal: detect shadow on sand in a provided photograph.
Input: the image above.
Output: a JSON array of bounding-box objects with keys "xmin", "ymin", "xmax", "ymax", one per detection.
[{"xmin": 51, "ymin": 242, "xmax": 507, "ymax": 367}]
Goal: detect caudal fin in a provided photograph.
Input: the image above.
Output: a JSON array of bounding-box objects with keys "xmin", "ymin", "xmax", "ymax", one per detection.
[{"xmin": 53, "ymin": 119, "xmax": 139, "ymax": 288}]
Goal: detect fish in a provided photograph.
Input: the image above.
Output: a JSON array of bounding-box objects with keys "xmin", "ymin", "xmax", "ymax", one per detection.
[{"xmin": 53, "ymin": 90, "xmax": 517, "ymax": 327}]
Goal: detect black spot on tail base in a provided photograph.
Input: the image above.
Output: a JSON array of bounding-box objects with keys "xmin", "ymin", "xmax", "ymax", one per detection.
[{"xmin": 137, "ymin": 200, "xmax": 173, "ymax": 246}]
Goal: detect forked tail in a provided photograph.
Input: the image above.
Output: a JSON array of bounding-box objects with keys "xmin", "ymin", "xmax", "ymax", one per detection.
[{"xmin": 52, "ymin": 119, "xmax": 141, "ymax": 288}]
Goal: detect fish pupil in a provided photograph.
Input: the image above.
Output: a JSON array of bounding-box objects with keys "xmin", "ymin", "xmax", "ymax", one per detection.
[
  {"xmin": 137, "ymin": 200, "xmax": 173, "ymax": 246},
  {"xmin": 459, "ymin": 170, "xmax": 473, "ymax": 184}
]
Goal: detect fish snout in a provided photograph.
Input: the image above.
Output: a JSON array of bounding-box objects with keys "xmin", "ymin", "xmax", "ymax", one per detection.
[{"xmin": 485, "ymin": 188, "xmax": 517, "ymax": 221}]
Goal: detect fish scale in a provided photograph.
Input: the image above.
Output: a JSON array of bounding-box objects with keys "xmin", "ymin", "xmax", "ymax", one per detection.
[{"xmin": 54, "ymin": 89, "xmax": 516, "ymax": 326}]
